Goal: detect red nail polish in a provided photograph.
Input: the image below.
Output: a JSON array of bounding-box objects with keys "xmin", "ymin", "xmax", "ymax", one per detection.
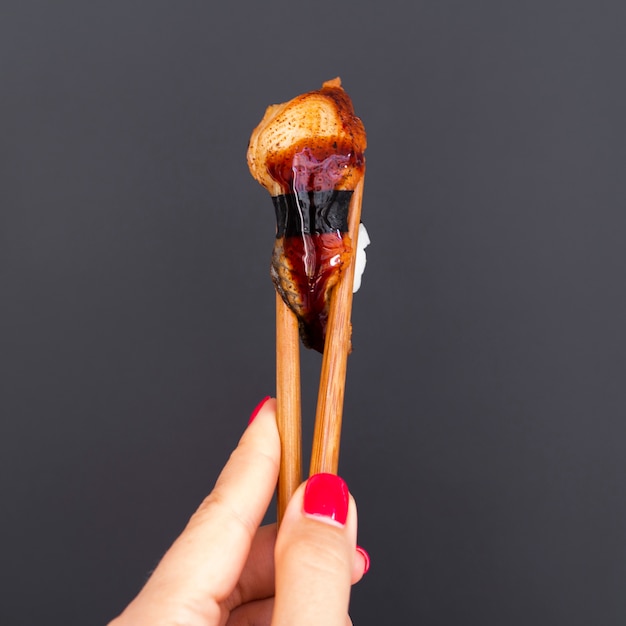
[
  {"xmin": 248, "ymin": 396, "xmax": 271, "ymax": 425},
  {"xmin": 356, "ymin": 545, "xmax": 371, "ymax": 575},
  {"xmin": 303, "ymin": 473, "xmax": 349, "ymax": 526}
]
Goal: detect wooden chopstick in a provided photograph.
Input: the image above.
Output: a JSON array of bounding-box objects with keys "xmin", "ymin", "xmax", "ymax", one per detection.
[
  {"xmin": 275, "ymin": 292, "xmax": 302, "ymax": 524},
  {"xmin": 309, "ymin": 175, "xmax": 365, "ymax": 476},
  {"xmin": 276, "ymin": 173, "xmax": 364, "ymax": 521}
]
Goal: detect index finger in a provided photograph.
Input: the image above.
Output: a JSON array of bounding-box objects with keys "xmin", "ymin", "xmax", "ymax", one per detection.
[{"xmin": 112, "ymin": 397, "xmax": 280, "ymax": 625}]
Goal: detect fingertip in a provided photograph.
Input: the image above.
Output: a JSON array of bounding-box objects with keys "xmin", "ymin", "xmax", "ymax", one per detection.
[
  {"xmin": 350, "ymin": 545, "xmax": 370, "ymax": 584},
  {"xmin": 356, "ymin": 545, "xmax": 371, "ymax": 576},
  {"xmin": 237, "ymin": 398, "xmax": 280, "ymax": 476},
  {"xmin": 303, "ymin": 473, "xmax": 350, "ymax": 527},
  {"xmin": 243, "ymin": 397, "xmax": 278, "ymax": 435},
  {"xmin": 248, "ymin": 396, "xmax": 272, "ymax": 425}
]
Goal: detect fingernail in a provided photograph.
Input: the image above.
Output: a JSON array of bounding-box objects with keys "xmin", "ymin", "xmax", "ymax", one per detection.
[
  {"xmin": 356, "ymin": 545, "xmax": 371, "ymax": 575},
  {"xmin": 303, "ymin": 473, "xmax": 349, "ymax": 526},
  {"xmin": 248, "ymin": 396, "xmax": 271, "ymax": 425}
]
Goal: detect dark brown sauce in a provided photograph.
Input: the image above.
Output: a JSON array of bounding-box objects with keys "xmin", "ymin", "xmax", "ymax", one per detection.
[
  {"xmin": 268, "ymin": 144, "xmax": 360, "ymax": 352},
  {"xmin": 272, "ymin": 231, "xmax": 352, "ymax": 353},
  {"xmin": 267, "ymin": 141, "xmax": 364, "ymax": 196}
]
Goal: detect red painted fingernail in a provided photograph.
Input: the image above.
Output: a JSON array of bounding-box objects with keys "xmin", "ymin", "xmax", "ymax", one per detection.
[
  {"xmin": 356, "ymin": 545, "xmax": 371, "ymax": 575},
  {"xmin": 248, "ymin": 396, "xmax": 271, "ymax": 425},
  {"xmin": 303, "ymin": 473, "xmax": 349, "ymax": 526}
]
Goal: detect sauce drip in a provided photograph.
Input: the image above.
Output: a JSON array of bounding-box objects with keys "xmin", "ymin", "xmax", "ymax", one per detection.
[
  {"xmin": 267, "ymin": 143, "xmax": 364, "ymax": 196},
  {"xmin": 271, "ymin": 231, "xmax": 351, "ymax": 353},
  {"xmin": 268, "ymin": 146, "xmax": 359, "ymax": 352}
]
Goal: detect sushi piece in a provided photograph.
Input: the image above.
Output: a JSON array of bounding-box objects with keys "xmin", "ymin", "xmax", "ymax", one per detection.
[{"xmin": 247, "ymin": 78, "xmax": 366, "ymax": 352}]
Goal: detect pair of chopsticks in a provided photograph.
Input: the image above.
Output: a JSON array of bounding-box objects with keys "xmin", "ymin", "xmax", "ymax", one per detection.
[{"xmin": 275, "ymin": 177, "xmax": 365, "ymax": 523}]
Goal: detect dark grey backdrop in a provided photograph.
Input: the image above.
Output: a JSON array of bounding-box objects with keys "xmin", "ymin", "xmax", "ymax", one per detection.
[{"xmin": 2, "ymin": 1, "xmax": 626, "ymax": 624}]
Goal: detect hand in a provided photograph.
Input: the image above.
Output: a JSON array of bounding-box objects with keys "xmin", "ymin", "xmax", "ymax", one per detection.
[{"xmin": 109, "ymin": 397, "xmax": 369, "ymax": 626}]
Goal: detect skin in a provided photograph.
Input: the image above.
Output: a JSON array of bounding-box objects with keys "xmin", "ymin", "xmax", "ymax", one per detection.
[{"xmin": 108, "ymin": 399, "xmax": 366, "ymax": 626}]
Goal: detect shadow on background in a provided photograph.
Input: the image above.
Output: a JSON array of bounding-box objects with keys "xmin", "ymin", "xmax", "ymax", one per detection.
[{"xmin": 1, "ymin": 1, "xmax": 625, "ymax": 624}]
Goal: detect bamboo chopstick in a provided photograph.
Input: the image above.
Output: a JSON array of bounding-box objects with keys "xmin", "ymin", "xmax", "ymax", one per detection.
[
  {"xmin": 276, "ymin": 174, "xmax": 364, "ymax": 521},
  {"xmin": 275, "ymin": 291, "xmax": 302, "ymax": 524},
  {"xmin": 309, "ymin": 175, "xmax": 365, "ymax": 476}
]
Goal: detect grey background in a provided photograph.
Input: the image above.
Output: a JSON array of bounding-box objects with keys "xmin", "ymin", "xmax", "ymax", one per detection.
[{"xmin": 2, "ymin": 1, "xmax": 625, "ymax": 624}]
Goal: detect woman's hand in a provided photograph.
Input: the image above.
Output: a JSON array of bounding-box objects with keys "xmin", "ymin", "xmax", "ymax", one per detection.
[{"xmin": 109, "ymin": 397, "xmax": 369, "ymax": 626}]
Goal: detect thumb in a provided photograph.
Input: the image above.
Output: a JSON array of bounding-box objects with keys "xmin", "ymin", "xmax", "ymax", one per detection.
[{"xmin": 272, "ymin": 473, "xmax": 358, "ymax": 626}]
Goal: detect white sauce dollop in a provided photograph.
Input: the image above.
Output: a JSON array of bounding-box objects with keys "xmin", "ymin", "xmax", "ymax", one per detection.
[{"xmin": 352, "ymin": 223, "xmax": 370, "ymax": 293}]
